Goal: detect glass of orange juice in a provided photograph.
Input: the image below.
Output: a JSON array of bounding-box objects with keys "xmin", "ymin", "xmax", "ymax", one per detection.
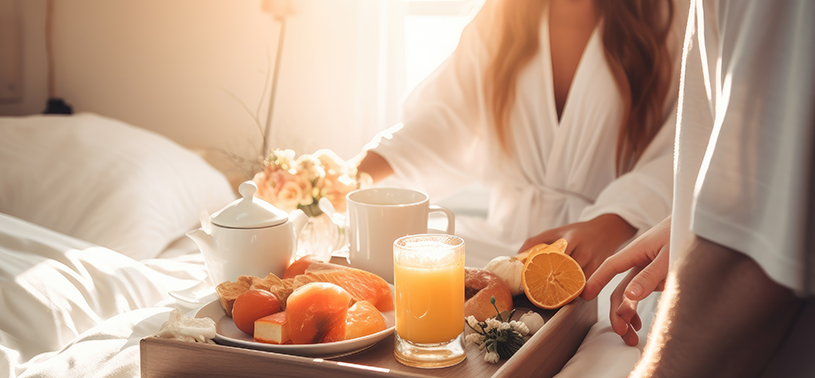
[{"xmin": 393, "ymin": 234, "xmax": 466, "ymax": 368}]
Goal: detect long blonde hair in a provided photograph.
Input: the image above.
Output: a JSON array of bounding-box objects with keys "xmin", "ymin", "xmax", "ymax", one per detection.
[{"xmin": 485, "ymin": 0, "xmax": 675, "ymax": 174}]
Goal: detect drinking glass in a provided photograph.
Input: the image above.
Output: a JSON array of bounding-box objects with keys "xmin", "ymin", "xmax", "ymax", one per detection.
[{"xmin": 393, "ymin": 234, "xmax": 466, "ymax": 368}]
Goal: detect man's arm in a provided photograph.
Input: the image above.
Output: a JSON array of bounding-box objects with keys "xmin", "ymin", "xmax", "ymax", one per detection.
[{"xmin": 631, "ymin": 236, "xmax": 802, "ymax": 378}]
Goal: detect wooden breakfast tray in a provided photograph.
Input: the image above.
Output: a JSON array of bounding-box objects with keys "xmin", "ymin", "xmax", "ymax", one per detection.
[{"xmin": 140, "ymin": 296, "xmax": 596, "ymax": 378}]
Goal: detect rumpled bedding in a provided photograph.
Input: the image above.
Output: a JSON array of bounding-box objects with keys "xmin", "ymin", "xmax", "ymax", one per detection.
[
  {"xmin": 0, "ymin": 213, "xmax": 653, "ymax": 378},
  {"xmin": 0, "ymin": 112, "xmax": 656, "ymax": 378},
  {"xmin": 0, "ymin": 213, "xmax": 210, "ymax": 378}
]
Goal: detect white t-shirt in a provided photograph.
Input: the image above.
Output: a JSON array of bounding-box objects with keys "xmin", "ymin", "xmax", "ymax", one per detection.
[
  {"xmin": 672, "ymin": 0, "xmax": 815, "ymax": 296},
  {"xmin": 367, "ymin": 0, "xmax": 684, "ymax": 267},
  {"xmin": 674, "ymin": 2, "xmax": 815, "ymax": 375}
]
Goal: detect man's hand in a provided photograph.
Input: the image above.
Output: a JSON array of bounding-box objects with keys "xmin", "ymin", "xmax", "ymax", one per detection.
[
  {"xmin": 581, "ymin": 216, "xmax": 671, "ymax": 346},
  {"xmin": 519, "ymin": 213, "xmax": 637, "ymax": 278}
]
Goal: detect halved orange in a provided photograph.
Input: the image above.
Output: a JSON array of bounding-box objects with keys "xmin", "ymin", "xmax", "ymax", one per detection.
[{"xmin": 522, "ymin": 250, "xmax": 585, "ymax": 309}]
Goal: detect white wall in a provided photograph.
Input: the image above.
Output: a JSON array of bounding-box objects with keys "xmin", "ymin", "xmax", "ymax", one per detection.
[
  {"xmin": 0, "ymin": 0, "xmax": 405, "ymax": 186},
  {"xmin": 0, "ymin": 0, "xmax": 47, "ymax": 115}
]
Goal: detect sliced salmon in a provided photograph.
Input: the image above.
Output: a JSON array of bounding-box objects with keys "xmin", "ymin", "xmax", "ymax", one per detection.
[
  {"xmin": 321, "ymin": 300, "xmax": 386, "ymax": 342},
  {"xmin": 218, "ymin": 256, "xmax": 393, "ymax": 316},
  {"xmin": 286, "ymin": 282, "xmax": 352, "ymax": 344},
  {"xmin": 293, "ymin": 261, "xmax": 394, "ymax": 312}
]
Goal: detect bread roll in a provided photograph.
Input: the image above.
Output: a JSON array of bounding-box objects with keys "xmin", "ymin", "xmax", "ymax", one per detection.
[{"xmin": 464, "ymin": 267, "xmax": 513, "ymax": 321}]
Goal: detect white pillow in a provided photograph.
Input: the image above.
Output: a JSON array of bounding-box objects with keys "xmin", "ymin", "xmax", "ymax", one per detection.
[{"xmin": 0, "ymin": 112, "xmax": 237, "ymax": 260}]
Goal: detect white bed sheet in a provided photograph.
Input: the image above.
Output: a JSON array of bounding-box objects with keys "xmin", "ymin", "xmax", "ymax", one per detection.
[
  {"xmin": 0, "ymin": 112, "xmax": 652, "ymax": 378},
  {"xmin": 0, "ymin": 213, "xmax": 210, "ymax": 378},
  {"xmin": 0, "ymin": 113, "xmax": 238, "ymax": 378},
  {"xmin": 0, "ymin": 191, "xmax": 654, "ymax": 378}
]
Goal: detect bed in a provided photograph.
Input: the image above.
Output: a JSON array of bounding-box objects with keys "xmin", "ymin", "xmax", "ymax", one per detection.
[
  {"xmin": 0, "ymin": 113, "xmax": 648, "ymax": 378},
  {"xmin": 0, "ymin": 112, "xmax": 237, "ymax": 377}
]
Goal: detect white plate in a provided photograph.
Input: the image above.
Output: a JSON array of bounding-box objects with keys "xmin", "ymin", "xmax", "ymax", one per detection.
[
  {"xmin": 194, "ymin": 298, "xmax": 395, "ymax": 358},
  {"xmin": 169, "ymin": 279, "xmax": 218, "ymax": 305}
]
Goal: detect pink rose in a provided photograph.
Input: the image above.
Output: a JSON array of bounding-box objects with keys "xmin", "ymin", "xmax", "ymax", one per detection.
[
  {"xmin": 322, "ymin": 174, "xmax": 357, "ymax": 213},
  {"xmin": 254, "ymin": 148, "xmax": 359, "ymax": 214},
  {"xmin": 275, "ymin": 180, "xmax": 305, "ymax": 212},
  {"xmin": 252, "ymin": 171, "xmax": 276, "ymax": 205}
]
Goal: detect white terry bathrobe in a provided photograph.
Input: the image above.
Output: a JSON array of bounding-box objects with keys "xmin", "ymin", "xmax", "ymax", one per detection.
[
  {"xmin": 368, "ymin": 0, "xmax": 686, "ymax": 269},
  {"xmin": 367, "ymin": 1, "xmax": 689, "ymax": 376}
]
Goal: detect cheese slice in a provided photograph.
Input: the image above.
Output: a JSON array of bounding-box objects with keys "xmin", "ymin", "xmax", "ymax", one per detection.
[{"xmin": 254, "ymin": 311, "xmax": 289, "ymax": 344}]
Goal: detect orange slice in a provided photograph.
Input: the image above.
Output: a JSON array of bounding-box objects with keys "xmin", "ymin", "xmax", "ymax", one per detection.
[{"xmin": 522, "ymin": 250, "xmax": 585, "ymax": 309}]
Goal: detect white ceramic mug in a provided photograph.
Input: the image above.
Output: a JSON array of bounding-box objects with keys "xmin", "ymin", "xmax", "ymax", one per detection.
[{"xmin": 346, "ymin": 187, "xmax": 455, "ymax": 283}]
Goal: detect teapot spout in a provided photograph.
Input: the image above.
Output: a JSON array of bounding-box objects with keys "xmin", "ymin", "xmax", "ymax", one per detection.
[{"xmin": 186, "ymin": 228, "xmax": 214, "ymax": 255}]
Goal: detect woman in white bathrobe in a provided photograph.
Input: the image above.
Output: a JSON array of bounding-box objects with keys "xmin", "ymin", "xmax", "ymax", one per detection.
[{"xmin": 355, "ymin": 0, "xmax": 686, "ymax": 273}]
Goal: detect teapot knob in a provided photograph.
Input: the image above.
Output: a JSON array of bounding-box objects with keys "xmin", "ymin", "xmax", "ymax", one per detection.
[
  {"xmin": 239, "ymin": 181, "xmax": 258, "ymax": 201},
  {"xmin": 211, "ymin": 180, "xmax": 287, "ymax": 228}
]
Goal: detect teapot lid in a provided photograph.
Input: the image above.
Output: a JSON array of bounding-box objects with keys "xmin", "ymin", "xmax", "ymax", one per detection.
[{"xmin": 210, "ymin": 181, "xmax": 289, "ymax": 228}]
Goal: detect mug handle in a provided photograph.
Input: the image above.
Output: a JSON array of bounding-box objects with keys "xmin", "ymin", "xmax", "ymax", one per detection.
[{"xmin": 428, "ymin": 205, "xmax": 455, "ymax": 234}]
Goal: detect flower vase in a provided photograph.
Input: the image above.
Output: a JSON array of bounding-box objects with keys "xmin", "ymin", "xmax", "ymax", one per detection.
[{"xmin": 296, "ymin": 211, "xmax": 346, "ymax": 262}]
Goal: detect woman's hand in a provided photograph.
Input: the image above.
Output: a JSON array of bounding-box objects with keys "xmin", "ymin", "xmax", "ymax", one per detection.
[
  {"xmin": 351, "ymin": 150, "xmax": 393, "ymax": 184},
  {"xmin": 519, "ymin": 213, "xmax": 637, "ymax": 278},
  {"xmin": 581, "ymin": 215, "xmax": 671, "ymax": 346}
]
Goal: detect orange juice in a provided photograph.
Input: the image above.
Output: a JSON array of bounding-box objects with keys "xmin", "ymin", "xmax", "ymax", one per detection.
[{"xmin": 394, "ymin": 240, "xmax": 464, "ymax": 344}]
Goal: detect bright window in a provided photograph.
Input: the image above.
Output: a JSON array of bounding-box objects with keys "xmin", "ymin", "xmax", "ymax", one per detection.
[
  {"xmin": 401, "ymin": 0, "xmax": 490, "ymax": 215},
  {"xmin": 403, "ymin": 0, "xmax": 482, "ymax": 93}
]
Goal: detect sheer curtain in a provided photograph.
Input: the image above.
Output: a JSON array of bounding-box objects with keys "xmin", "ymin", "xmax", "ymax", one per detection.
[
  {"xmin": 403, "ymin": 0, "xmax": 481, "ymax": 94},
  {"xmin": 399, "ymin": 0, "xmax": 490, "ymax": 214},
  {"xmin": 269, "ymin": 0, "xmax": 481, "ymax": 160}
]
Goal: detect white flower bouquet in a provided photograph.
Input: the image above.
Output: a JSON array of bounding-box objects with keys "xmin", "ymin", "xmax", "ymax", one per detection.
[
  {"xmin": 252, "ymin": 148, "xmax": 361, "ymax": 216},
  {"xmin": 465, "ymin": 297, "xmax": 531, "ymax": 364}
]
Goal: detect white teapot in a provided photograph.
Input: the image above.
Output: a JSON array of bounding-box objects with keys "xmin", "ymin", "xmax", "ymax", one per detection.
[{"xmin": 187, "ymin": 180, "xmax": 308, "ymax": 285}]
